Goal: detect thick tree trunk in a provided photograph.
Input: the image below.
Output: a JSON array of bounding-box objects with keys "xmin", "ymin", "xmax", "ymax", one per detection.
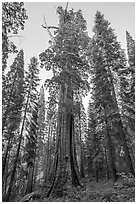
[
  {"xmin": 69, "ymin": 113, "xmax": 81, "ymax": 186},
  {"xmin": 25, "ymin": 165, "xmax": 35, "ymax": 194},
  {"xmin": 108, "ymin": 67, "xmax": 134, "ymax": 176},
  {"xmin": 46, "ymin": 82, "xmax": 82, "ymax": 197},
  {"xmin": 104, "ymin": 109, "xmax": 118, "ymax": 182},
  {"xmin": 117, "ymin": 118, "xmax": 135, "ymax": 175}
]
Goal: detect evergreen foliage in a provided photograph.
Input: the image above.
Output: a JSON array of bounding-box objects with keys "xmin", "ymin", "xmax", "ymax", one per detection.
[{"xmin": 2, "ymin": 2, "xmax": 28, "ymax": 72}]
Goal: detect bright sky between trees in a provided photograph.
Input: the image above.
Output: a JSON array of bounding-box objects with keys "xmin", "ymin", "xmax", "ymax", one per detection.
[{"xmin": 8, "ymin": 1, "xmax": 135, "ymax": 111}]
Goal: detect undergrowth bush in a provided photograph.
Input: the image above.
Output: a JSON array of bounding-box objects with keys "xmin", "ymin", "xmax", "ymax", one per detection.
[{"xmin": 117, "ymin": 172, "xmax": 135, "ymax": 187}]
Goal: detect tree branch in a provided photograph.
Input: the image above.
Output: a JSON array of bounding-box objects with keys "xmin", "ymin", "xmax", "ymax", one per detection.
[{"xmin": 42, "ymin": 25, "xmax": 58, "ymax": 30}]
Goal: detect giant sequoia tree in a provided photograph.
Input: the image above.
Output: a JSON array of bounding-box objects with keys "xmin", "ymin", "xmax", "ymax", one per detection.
[{"xmin": 40, "ymin": 6, "xmax": 90, "ymax": 196}]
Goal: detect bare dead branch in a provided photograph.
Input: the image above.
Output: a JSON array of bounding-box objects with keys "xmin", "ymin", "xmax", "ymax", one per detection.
[
  {"xmin": 7, "ymin": 35, "xmax": 25, "ymax": 39},
  {"xmin": 42, "ymin": 25, "xmax": 58, "ymax": 30},
  {"xmin": 42, "ymin": 16, "xmax": 55, "ymax": 43},
  {"xmin": 65, "ymin": 2, "xmax": 69, "ymax": 11}
]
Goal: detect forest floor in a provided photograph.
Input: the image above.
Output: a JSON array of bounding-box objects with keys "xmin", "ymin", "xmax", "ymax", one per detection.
[{"xmin": 19, "ymin": 176, "xmax": 135, "ymax": 202}]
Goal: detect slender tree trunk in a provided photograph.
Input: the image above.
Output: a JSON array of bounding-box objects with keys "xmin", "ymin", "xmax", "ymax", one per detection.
[
  {"xmin": 3, "ymin": 153, "xmax": 10, "ymax": 196},
  {"xmin": 47, "ymin": 128, "xmax": 53, "ymax": 182},
  {"xmin": 5, "ymin": 133, "xmax": 23, "ymax": 201},
  {"xmin": 2, "ymin": 135, "xmax": 12, "ymax": 178},
  {"xmin": 104, "ymin": 148, "xmax": 110, "ymax": 179},
  {"xmin": 78, "ymin": 113, "xmax": 85, "ymax": 178},
  {"xmin": 44, "ymin": 123, "xmax": 51, "ymax": 183},
  {"xmin": 34, "ymin": 141, "xmax": 41, "ymax": 188}
]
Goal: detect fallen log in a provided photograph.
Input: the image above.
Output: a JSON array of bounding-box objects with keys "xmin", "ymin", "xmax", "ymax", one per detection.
[{"xmin": 19, "ymin": 191, "xmax": 41, "ymax": 202}]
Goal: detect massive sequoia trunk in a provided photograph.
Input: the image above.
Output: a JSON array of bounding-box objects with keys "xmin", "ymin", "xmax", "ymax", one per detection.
[
  {"xmin": 69, "ymin": 113, "xmax": 81, "ymax": 186},
  {"xmin": 46, "ymin": 82, "xmax": 81, "ymax": 197}
]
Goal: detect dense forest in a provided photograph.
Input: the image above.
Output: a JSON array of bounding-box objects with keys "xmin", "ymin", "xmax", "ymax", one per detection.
[{"xmin": 2, "ymin": 2, "xmax": 135, "ymax": 202}]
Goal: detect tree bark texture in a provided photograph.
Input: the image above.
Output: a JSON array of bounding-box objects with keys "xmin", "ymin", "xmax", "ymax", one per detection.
[
  {"xmin": 108, "ymin": 67, "xmax": 134, "ymax": 176},
  {"xmin": 78, "ymin": 113, "xmax": 85, "ymax": 178},
  {"xmin": 25, "ymin": 165, "xmax": 35, "ymax": 195},
  {"xmin": 104, "ymin": 112, "xmax": 118, "ymax": 182},
  {"xmin": 46, "ymin": 82, "xmax": 81, "ymax": 197}
]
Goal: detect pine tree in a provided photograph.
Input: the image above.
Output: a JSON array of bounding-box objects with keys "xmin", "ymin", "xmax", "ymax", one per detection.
[
  {"xmin": 124, "ymin": 31, "xmax": 135, "ymax": 124},
  {"xmin": 2, "ymin": 50, "xmax": 25, "ymax": 194},
  {"xmin": 89, "ymin": 11, "xmax": 134, "ymax": 176},
  {"xmin": 5, "ymin": 57, "xmax": 39, "ymax": 201},
  {"xmin": 119, "ymin": 32, "xmax": 135, "ymax": 166},
  {"xmin": 2, "ymin": 50, "xmax": 24, "ymax": 133}
]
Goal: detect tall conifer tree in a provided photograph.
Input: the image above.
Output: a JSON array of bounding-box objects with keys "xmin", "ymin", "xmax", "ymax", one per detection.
[
  {"xmin": 2, "ymin": 50, "xmax": 25, "ymax": 188},
  {"xmin": 5, "ymin": 57, "xmax": 39, "ymax": 201},
  {"xmin": 88, "ymin": 11, "xmax": 134, "ymax": 177}
]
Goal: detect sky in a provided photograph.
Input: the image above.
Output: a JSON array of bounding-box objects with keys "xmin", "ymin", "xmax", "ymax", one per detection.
[{"xmin": 8, "ymin": 1, "xmax": 135, "ymax": 111}]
